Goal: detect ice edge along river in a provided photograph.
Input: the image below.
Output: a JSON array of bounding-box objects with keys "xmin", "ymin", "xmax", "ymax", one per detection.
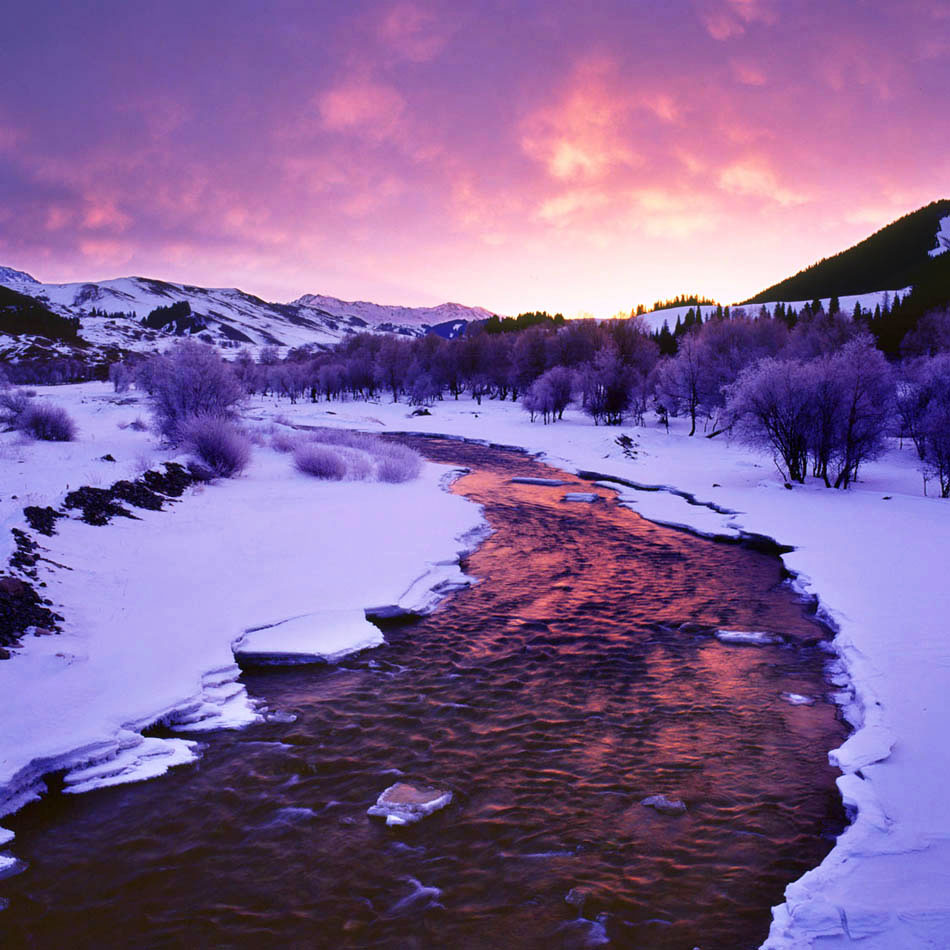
[{"xmin": 3, "ymin": 384, "xmax": 950, "ymax": 949}]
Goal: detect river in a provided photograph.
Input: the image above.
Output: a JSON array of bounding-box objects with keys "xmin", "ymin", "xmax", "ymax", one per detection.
[{"xmin": 0, "ymin": 438, "xmax": 846, "ymax": 949}]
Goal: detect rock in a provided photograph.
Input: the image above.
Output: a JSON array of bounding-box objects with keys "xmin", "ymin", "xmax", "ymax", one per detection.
[
  {"xmin": 641, "ymin": 794, "xmax": 687, "ymax": 816},
  {"xmin": 715, "ymin": 629, "xmax": 783, "ymax": 646},
  {"xmin": 367, "ymin": 782, "xmax": 453, "ymax": 826},
  {"xmin": 782, "ymin": 692, "xmax": 816, "ymax": 706},
  {"xmin": 0, "ymin": 648, "xmax": 10, "ymax": 660},
  {"xmin": 0, "ymin": 577, "xmax": 28, "ymax": 596},
  {"xmin": 100, "ymin": 454, "xmax": 116, "ymax": 462},
  {"xmin": 565, "ymin": 887, "xmax": 590, "ymax": 909}
]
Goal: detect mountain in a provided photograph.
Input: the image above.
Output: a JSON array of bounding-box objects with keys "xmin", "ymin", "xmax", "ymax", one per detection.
[
  {"xmin": 0, "ymin": 270, "xmax": 496, "ymax": 366},
  {"xmin": 291, "ymin": 293, "xmax": 495, "ymax": 329},
  {"xmin": 743, "ymin": 199, "xmax": 950, "ymax": 304}
]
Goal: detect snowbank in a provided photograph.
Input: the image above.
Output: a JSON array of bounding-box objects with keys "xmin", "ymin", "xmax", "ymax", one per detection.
[{"xmin": 258, "ymin": 391, "xmax": 950, "ymax": 950}]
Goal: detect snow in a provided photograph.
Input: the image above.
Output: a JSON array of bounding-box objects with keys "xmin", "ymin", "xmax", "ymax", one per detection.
[
  {"xmin": 290, "ymin": 292, "xmax": 496, "ymax": 328},
  {"xmin": 3, "ymin": 382, "xmax": 950, "ymax": 948},
  {"xmin": 367, "ymin": 782, "xmax": 454, "ymax": 826},
  {"xmin": 641, "ymin": 290, "xmax": 913, "ymax": 334},
  {"xmin": 234, "ymin": 609, "xmax": 384, "ymax": 665},
  {"xmin": 715, "ymin": 630, "xmax": 784, "ymax": 646},
  {"xmin": 929, "ymin": 215, "xmax": 950, "ymax": 258}
]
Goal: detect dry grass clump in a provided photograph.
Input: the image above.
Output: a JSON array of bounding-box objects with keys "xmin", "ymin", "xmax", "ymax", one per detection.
[{"xmin": 289, "ymin": 428, "xmax": 422, "ymax": 483}]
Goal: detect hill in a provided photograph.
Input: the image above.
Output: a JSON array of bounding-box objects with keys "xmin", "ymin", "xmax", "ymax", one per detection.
[{"xmin": 744, "ymin": 200, "xmax": 950, "ymax": 304}]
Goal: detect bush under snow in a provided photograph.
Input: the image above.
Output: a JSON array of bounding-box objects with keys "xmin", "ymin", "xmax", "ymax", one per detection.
[
  {"xmin": 178, "ymin": 413, "xmax": 251, "ymax": 478},
  {"xmin": 290, "ymin": 428, "xmax": 423, "ymax": 483}
]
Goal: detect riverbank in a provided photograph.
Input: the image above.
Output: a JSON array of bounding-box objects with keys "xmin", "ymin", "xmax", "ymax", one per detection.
[
  {"xmin": 0, "ymin": 384, "xmax": 483, "ymax": 873},
  {"xmin": 258, "ymin": 391, "xmax": 950, "ymax": 950}
]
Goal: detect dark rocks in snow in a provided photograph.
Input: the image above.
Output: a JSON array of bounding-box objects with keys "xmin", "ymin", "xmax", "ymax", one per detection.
[
  {"xmin": 141, "ymin": 462, "xmax": 195, "ymax": 497},
  {"xmin": 64, "ymin": 486, "xmax": 137, "ymax": 526},
  {"xmin": 110, "ymin": 478, "xmax": 165, "ymax": 511},
  {"xmin": 0, "ymin": 572, "xmax": 62, "ymax": 651},
  {"xmin": 23, "ymin": 505, "xmax": 61, "ymax": 536}
]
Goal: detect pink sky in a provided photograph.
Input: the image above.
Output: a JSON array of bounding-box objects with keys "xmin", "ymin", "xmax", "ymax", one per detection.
[{"xmin": 1, "ymin": 0, "xmax": 947, "ymax": 316}]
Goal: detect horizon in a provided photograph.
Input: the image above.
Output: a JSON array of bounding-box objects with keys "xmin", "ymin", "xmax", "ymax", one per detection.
[{"xmin": 2, "ymin": 1, "xmax": 947, "ymax": 318}]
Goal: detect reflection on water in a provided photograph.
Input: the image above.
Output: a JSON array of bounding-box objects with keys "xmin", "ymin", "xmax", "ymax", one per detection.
[{"xmin": 1, "ymin": 438, "xmax": 846, "ymax": 949}]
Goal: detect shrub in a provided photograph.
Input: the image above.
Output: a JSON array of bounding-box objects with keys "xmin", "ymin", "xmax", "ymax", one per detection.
[
  {"xmin": 271, "ymin": 431, "xmax": 300, "ymax": 453},
  {"xmin": 0, "ymin": 389, "xmax": 33, "ymax": 426},
  {"xmin": 146, "ymin": 342, "xmax": 245, "ymax": 441},
  {"xmin": 178, "ymin": 414, "xmax": 251, "ymax": 478},
  {"xmin": 18, "ymin": 403, "xmax": 77, "ymax": 442},
  {"xmin": 376, "ymin": 442, "xmax": 423, "ymax": 483},
  {"xmin": 336, "ymin": 446, "xmax": 375, "ymax": 480},
  {"xmin": 294, "ymin": 443, "xmax": 347, "ymax": 480}
]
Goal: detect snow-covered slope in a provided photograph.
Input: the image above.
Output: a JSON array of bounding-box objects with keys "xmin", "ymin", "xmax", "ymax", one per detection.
[
  {"xmin": 0, "ymin": 270, "xmax": 497, "ymax": 364},
  {"xmin": 292, "ymin": 293, "xmax": 496, "ymax": 329},
  {"xmin": 929, "ymin": 214, "xmax": 950, "ymax": 258},
  {"xmin": 639, "ymin": 289, "xmax": 911, "ymax": 335}
]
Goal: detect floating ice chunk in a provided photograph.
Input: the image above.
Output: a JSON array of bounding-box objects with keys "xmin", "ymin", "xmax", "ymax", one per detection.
[
  {"xmin": 367, "ymin": 782, "xmax": 453, "ymax": 826},
  {"xmin": 0, "ymin": 826, "xmax": 13, "ymax": 847},
  {"xmin": 63, "ymin": 735, "xmax": 197, "ymax": 795},
  {"xmin": 509, "ymin": 476, "xmax": 566, "ymax": 486},
  {"xmin": 782, "ymin": 692, "xmax": 816, "ymax": 706},
  {"xmin": 563, "ymin": 492, "xmax": 599, "ymax": 503},
  {"xmin": 641, "ymin": 794, "xmax": 687, "ymax": 816},
  {"xmin": 234, "ymin": 609, "xmax": 384, "ymax": 666},
  {"xmin": 0, "ymin": 855, "xmax": 23, "ymax": 880},
  {"xmin": 388, "ymin": 876, "xmax": 443, "ymax": 914},
  {"xmin": 716, "ymin": 630, "xmax": 783, "ymax": 646}
]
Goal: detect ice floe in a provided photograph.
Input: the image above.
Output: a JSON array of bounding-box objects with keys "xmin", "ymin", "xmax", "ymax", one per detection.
[
  {"xmin": 715, "ymin": 630, "xmax": 784, "ymax": 646},
  {"xmin": 367, "ymin": 782, "xmax": 453, "ymax": 826}
]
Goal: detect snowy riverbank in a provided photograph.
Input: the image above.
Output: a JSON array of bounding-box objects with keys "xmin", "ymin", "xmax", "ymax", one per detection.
[
  {"xmin": 255, "ymin": 391, "xmax": 950, "ymax": 950},
  {"xmin": 0, "ymin": 384, "xmax": 483, "ymax": 874}
]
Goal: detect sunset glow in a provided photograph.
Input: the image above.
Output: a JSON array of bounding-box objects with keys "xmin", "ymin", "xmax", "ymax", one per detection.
[{"xmin": 2, "ymin": 0, "xmax": 948, "ymax": 314}]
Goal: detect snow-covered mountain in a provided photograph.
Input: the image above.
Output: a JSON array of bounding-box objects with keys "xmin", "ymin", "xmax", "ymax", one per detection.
[
  {"xmin": 292, "ymin": 293, "xmax": 496, "ymax": 329},
  {"xmin": 0, "ymin": 269, "xmax": 498, "ymax": 364}
]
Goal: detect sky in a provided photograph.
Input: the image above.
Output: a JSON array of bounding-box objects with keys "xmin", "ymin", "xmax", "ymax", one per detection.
[{"xmin": 1, "ymin": 0, "xmax": 948, "ymax": 317}]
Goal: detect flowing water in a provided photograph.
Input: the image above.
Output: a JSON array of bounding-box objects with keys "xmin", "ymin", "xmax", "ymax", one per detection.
[{"xmin": 1, "ymin": 438, "xmax": 846, "ymax": 949}]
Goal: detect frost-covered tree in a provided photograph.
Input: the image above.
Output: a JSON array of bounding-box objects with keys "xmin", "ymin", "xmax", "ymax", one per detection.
[
  {"xmin": 522, "ymin": 365, "xmax": 574, "ymax": 423},
  {"xmin": 824, "ymin": 337, "xmax": 893, "ymax": 488},
  {"xmin": 725, "ymin": 358, "xmax": 813, "ymax": 482},
  {"xmin": 147, "ymin": 342, "xmax": 245, "ymax": 442},
  {"xmin": 581, "ymin": 345, "xmax": 633, "ymax": 425},
  {"xmin": 654, "ymin": 334, "xmax": 704, "ymax": 435}
]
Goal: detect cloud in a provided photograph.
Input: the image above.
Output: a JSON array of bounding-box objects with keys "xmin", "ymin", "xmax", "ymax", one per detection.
[
  {"xmin": 717, "ymin": 157, "xmax": 809, "ymax": 205},
  {"xmin": 730, "ymin": 60, "xmax": 767, "ymax": 85},
  {"xmin": 699, "ymin": 0, "xmax": 777, "ymax": 40},
  {"xmin": 377, "ymin": 2, "xmax": 455, "ymax": 62},
  {"xmin": 317, "ymin": 79, "xmax": 407, "ymax": 140},
  {"xmin": 519, "ymin": 60, "xmax": 645, "ymax": 182}
]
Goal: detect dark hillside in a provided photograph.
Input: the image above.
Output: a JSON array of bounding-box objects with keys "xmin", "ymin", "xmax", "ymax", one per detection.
[
  {"xmin": 744, "ymin": 200, "xmax": 950, "ymax": 303},
  {"xmin": 0, "ymin": 285, "xmax": 81, "ymax": 341}
]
